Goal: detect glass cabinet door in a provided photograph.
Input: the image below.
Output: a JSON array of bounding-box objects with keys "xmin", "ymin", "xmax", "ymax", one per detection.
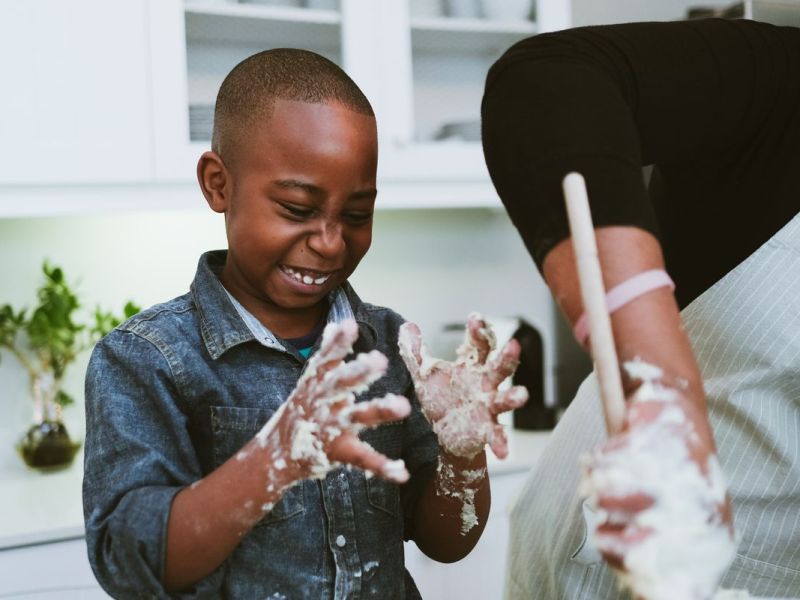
[
  {"xmin": 408, "ymin": 0, "xmax": 536, "ymax": 145},
  {"xmin": 183, "ymin": 0, "xmax": 344, "ymax": 146}
]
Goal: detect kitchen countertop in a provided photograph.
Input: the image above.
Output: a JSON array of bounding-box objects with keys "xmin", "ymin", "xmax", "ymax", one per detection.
[
  {"xmin": 0, "ymin": 449, "xmax": 86, "ymax": 549},
  {"xmin": 0, "ymin": 429, "xmax": 551, "ymax": 550}
]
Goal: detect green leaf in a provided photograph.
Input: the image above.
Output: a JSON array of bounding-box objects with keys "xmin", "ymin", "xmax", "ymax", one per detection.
[
  {"xmin": 54, "ymin": 389, "xmax": 74, "ymax": 408},
  {"xmin": 0, "ymin": 304, "xmax": 25, "ymax": 348},
  {"xmin": 2, "ymin": 261, "xmax": 140, "ymax": 408},
  {"xmin": 123, "ymin": 301, "xmax": 141, "ymax": 319}
]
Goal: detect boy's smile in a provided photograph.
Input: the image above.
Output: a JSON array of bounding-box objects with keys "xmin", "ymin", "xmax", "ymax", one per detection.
[
  {"xmin": 198, "ymin": 98, "xmax": 378, "ymax": 338},
  {"xmin": 279, "ymin": 265, "xmax": 334, "ymax": 287}
]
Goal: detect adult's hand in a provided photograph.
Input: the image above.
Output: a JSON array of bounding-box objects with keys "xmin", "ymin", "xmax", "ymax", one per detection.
[{"xmin": 583, "ymin": 366, "xmax": 735, "ymax": 600}]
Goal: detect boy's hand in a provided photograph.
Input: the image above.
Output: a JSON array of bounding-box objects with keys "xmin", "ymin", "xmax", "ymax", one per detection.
[
  {"xmin": 398, "ymin": 313, "xmax": 529, "ymax": 459},
  {"xmin": 582, "ymin": 371, "xmax": 736, "ymax": 600},
  {"xmin": 260, "ymin": 319, "xmax": 411, "ymax": 487}
]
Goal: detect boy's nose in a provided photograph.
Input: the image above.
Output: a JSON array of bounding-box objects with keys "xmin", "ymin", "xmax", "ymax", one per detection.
[{"xmin": 307, "ymin": 221, "xmax": 345, "ymax": 257}]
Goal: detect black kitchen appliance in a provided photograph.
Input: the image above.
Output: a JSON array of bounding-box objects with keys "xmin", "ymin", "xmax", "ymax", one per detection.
[{"xmin": 510, "ymin": 319, "xmax": 557, "ymax": 430}]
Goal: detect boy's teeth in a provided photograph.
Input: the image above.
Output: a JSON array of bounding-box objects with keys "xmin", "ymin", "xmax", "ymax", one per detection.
[{"xmin": 283, "ymin": 266, "xmax": 331, "ymax": 286}]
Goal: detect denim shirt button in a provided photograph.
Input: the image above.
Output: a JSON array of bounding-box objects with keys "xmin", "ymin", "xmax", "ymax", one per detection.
[{"xmin": 335, "ymin": 534, "xmax": 347, "ymax": 547}]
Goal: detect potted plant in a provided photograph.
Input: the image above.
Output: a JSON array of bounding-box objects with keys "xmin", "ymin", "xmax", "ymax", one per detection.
[{"xmin": 0, "ymin": 262, "xmax": 138, "ymax": 471}]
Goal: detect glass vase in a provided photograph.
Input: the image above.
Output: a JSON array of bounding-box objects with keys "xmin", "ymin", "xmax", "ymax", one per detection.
[
  {"xmin": 16, "ymin": 373, "xmax": 81, "ymax": 471},
  {"xmin": 17, "ymin": 419, "xmax": 81, "ymax": 471}
]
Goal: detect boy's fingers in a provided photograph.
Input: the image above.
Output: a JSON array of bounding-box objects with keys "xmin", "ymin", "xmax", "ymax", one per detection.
[
  {"xmin": 483, "ymin": 339, "xmax": 521, "ymax": 389},
  {"xmin": 398, "ymin": 322, "xmax": 424, "ymax": 377},
  {"xmin": 466, "ymin": 313, "xmax": 495, "ymax": 365},
  {"xmin": 489, "ymin": 423, "xmax": 509, "ymax": 459},
  {"xmin": 490, "ymin": 385, "xmax": 529, "ymax": 415},
  {"xmin": 312, "ymin": 319, "xmax": 359, "ymax": 373},
  {"xmin": 321, "ymin": 350, "xmax": 388, "ymax": 395},
  {"xmin": 346, "ymin": 394, "xmax": 411, "ymax": 426},
  {"xmin": 329, "ymin": 435, "xmax": 409, "ymax": 483}
]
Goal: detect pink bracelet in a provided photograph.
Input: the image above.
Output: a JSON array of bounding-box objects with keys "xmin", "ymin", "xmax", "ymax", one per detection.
[{"xmin": 573, "ymin": 269, "xmax": 675, "ymax": 346}]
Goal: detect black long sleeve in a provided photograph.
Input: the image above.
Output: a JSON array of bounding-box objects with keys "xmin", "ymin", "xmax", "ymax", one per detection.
[{"xmin": 482, "ymin": 18, "xmax": 800, "ymax": 307}]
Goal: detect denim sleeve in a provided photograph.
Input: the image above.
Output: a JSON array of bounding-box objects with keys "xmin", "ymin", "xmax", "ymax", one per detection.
[
  {"xmin": 399, "ymin": 384, "xmax": 439, "ymax": 541},
  {"xmin": 83, "ymin": 330, "xmax": 225, "ymax": 599}
]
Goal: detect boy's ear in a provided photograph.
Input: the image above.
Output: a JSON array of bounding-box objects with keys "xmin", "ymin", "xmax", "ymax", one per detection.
[{"xmin": 197, "ymin": 151, "xmax": 229, "ymax": 213}]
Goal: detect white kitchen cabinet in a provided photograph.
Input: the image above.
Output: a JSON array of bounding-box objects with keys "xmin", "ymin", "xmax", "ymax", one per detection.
[
  {"xmin": 147, "ymin": 0, "xmax": 735, "ymax": 203},
  {"xmin": 0, "ymin": 0, "xmax": 567, "ymax": 214},
  {"xmin": 150, "ymin": 0, "xmax": 560, "ymax": 206},
  {"xmin": 0, "ymin": 537, "xmax": 109, "ymax": 599},
  {"xmin": 0, "ymin": 0, "xmax": 719, "ymax": 215},
  {"xmin": 0, "ymin": 1, "xmax": 153, "ymax": 186}
]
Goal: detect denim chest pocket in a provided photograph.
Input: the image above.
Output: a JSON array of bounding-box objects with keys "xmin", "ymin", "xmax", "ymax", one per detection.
[
  {"xmin": 209, "ymin": 405, "xmax": 304, "ymax": 525},
  {"xmin": 366, "ymin": 475, "xmax": 400, "ymax": 516},
  {"xmin": 360, "ymin": 422, "xmax": 403, "ymax": 516}
]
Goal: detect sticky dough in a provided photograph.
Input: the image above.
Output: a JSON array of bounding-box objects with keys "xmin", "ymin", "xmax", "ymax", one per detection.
[{"xmin": 581, "ymin": 359, "xmax": 736, "ymax": 600}]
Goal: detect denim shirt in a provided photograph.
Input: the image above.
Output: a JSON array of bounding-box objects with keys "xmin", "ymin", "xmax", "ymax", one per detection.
[{"xmin": 83, "ymin": 250, "xmax": 439, "ymax": 599}]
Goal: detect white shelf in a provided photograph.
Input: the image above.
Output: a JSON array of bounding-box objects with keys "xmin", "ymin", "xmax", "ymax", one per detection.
[
  {"xmin": 185, "ymin": 2, "xmax": 340, "ymax": 24},
  {"xmin": 0, "ymin": 178, "xmax": 501, "ymax": 218},
  {"xmin": 381, "ymin": 141, "xmax": 488, "ymax": 181},
  {"xmin": 185, "ymin": 3, "xmax": 340, "ymax": 47},
  {"xmin": 411, "ymin": 16, "xmax": 536, "ymax": 52},
  {"xmin": 0, "ymin": 183, "xmax": 203, "ymax": 218},
  {"xmin": 376, "ymin": 180, "xmax": 501, "ymax": 210}
]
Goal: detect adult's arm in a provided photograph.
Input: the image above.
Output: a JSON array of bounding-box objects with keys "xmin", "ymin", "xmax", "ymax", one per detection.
[{"xmin": 481, "ymin": 18, "xmax": 798, "ymax": 283}]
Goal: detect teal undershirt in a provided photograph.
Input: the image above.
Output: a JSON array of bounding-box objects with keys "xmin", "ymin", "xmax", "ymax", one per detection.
[{"xmin": 285, "ymin": 316, "xmax": 327, "ymax": 360}]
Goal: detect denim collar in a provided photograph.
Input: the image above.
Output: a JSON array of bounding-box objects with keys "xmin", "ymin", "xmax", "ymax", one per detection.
[
  {"xmin": 190, "ymin": 250, "xmax": 377, "ymax": 360},
  {"xmin": 223, "ymin": 286, "xmax": 354, "ymax": 352}
]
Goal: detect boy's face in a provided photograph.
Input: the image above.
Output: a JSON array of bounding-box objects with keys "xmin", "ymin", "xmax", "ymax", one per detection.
[{"xmin": 206, "ymin": 98, "xmax": 378, "ymax": 331}]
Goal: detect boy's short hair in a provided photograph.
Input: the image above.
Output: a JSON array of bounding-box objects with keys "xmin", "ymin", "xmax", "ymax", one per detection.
[{"xmin": 212, "ymin": 48, "xmax": 374, "ymax": 161}]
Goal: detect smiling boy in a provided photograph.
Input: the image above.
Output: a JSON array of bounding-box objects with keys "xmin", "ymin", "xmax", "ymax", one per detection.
[
  {"xmin": 83, "ymin": 49, "xmax": 527, "ymax": 599},
  {"xmin": 206, "ymin": 90, "xmax": 377, "ymax": 340}
]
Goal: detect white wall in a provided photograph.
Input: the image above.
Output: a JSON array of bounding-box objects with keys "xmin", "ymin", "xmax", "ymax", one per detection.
[{"xmin": 0, "ymin": 205, "xmax": 583, "ymax": 472}]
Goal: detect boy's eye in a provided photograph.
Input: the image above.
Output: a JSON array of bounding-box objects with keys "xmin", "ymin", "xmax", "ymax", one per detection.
[
  {"xmin": 344, "ymin": 211, "xmax": 373, "ymax": 225},
  {"xmin": 278, "ymin": 202, "xmax": 314, "ymax": 219}
]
